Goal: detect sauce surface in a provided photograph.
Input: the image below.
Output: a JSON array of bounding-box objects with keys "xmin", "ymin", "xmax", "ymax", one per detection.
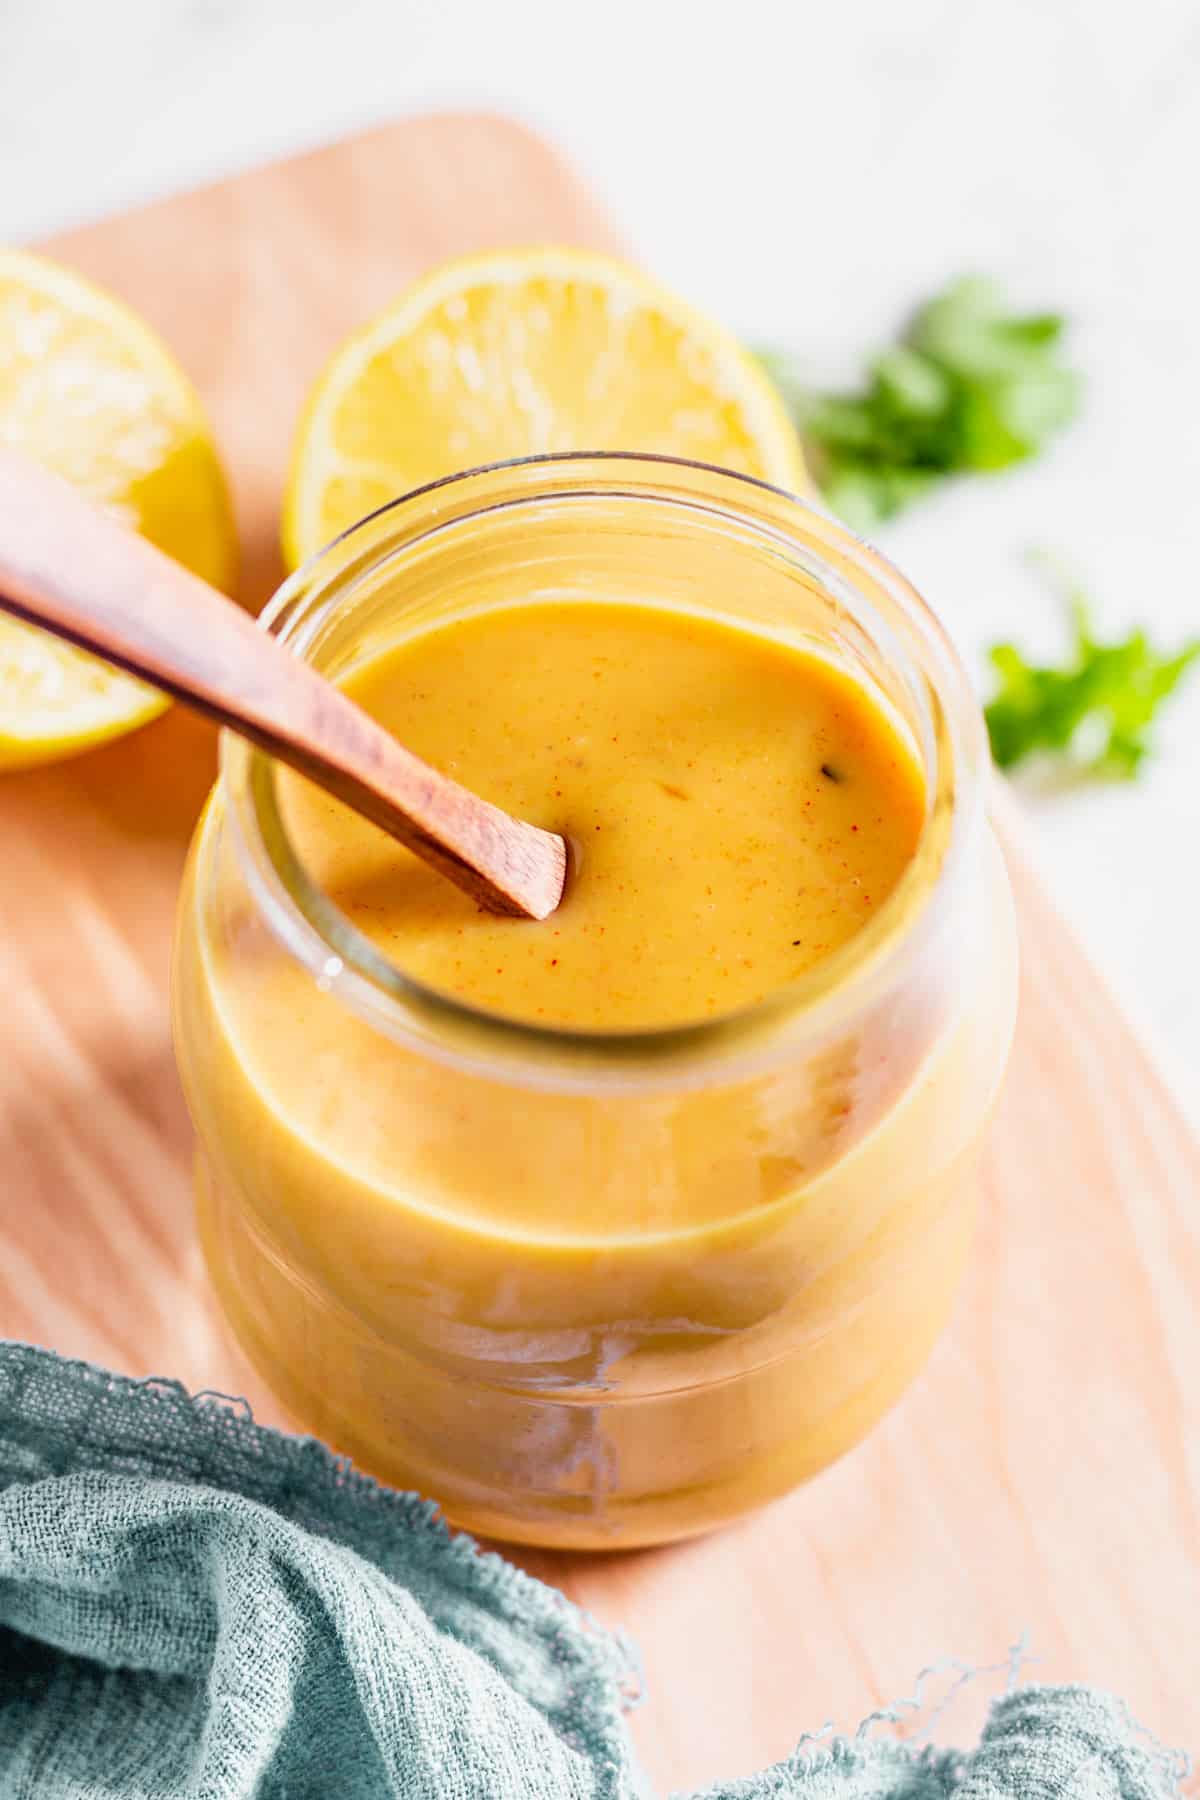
[{"xmin": 281, "ymin": 601, "xmax": 925, "ymax": 1030}]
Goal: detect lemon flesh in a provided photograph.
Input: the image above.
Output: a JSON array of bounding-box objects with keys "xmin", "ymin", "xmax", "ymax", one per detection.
[
  {"xmin": 0, "ymin": 248, "xmax": 235, "ymax": 768},
  {"xmin": 284, "ymin": 247, "xmax": 809, "ymax": 568}
]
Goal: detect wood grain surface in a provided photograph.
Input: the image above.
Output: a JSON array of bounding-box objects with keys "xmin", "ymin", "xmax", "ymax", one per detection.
[{"xmin": 1, "ymin": 114, "xmax": 1196, "ymax": 1794}]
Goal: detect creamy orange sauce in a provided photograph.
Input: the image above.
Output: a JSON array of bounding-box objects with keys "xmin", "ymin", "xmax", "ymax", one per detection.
[
  {"xmin": 175, "ymin": 595, "xmax": 1018, "ymax": 1549},
  {"xmin": 281, "ymin": 601, "xmax": 925, "ymax": 1029}
]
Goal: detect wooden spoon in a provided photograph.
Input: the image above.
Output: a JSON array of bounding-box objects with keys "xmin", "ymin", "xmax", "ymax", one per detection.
[{"xmin": 0, "ymin": 450, "xmax": 566, "ymax": 920}]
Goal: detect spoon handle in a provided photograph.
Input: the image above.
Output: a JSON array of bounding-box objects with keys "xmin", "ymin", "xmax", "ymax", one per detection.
[{"xmin": 0, "ymin": 451, "xmax": 565, "ymax": 920}]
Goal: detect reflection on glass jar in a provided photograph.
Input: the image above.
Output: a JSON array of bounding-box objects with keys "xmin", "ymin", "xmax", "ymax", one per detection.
[{"xmin": 173, "ymin": 456, "xmax": 1018, "ymax": 1550}]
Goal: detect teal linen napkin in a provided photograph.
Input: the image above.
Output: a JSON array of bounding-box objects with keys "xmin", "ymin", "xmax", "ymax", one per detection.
[{"xmin": 0, "ymin": 1343, "xmax": 1184, "ymax": 1798}]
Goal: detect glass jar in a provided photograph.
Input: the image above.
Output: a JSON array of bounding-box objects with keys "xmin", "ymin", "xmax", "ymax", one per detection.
[{"xmin": 172, "ymin": 455, "xmax": 1018, "ymax": 1551}]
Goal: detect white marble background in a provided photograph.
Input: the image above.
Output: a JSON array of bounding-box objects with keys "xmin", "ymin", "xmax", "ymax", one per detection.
[{"xmin": 2, "ymin": 0, "xmax": 1198, "ymax": 1116}]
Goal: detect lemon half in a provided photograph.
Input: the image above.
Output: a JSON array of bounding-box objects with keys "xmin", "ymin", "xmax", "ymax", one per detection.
[
  {"xmin": 283, "ymin": 247, "xmax": 808, "ymax": 568},
  {"xmin": 0, "ymin": 248, "xmax": 235, "ymax": 768}
]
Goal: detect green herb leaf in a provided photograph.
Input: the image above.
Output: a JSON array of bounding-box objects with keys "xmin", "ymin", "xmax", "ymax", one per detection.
[
  {"xmin": 758, "ymin": 277, "xmax": 1080, "ymax": 527},
  {"xmin": 984, "ymin": 564, "xmax": 1200, "ymax": 778}
]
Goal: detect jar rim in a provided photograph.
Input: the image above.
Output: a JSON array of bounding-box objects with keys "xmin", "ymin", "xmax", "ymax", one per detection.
[{"xmin": 221, "ymin": 452, "xmax": 987, "ymax": 1091}]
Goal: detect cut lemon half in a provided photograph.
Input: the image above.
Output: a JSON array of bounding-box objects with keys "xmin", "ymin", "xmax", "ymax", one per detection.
[
  {"xmin": 283, "ymin": 247, "xmax": 809, "ymax": 567},
  {"xmin": 0, "ymin": 248, "xmax": 235, "ymax": 768}
]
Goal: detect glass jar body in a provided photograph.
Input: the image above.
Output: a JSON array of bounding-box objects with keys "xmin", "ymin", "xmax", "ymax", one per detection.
[{"xmin": 172, "ymin": 458, "xmax": 1018, "ymax": 1550}]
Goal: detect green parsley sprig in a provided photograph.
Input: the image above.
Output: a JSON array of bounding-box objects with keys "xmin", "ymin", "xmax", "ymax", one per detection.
[
  {"xmin": 985, "ymin": 562, "xmax": 1200, "ymax": 778},
  {"xmin": 759, "ymin": 277, "xmax": 1080, "ymax": 530}
]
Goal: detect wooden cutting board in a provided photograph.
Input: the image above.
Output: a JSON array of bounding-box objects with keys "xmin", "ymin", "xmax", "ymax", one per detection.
[{"xmin": 3, "ymin": 114, "xmax": 1198, "ymax": 1794}]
